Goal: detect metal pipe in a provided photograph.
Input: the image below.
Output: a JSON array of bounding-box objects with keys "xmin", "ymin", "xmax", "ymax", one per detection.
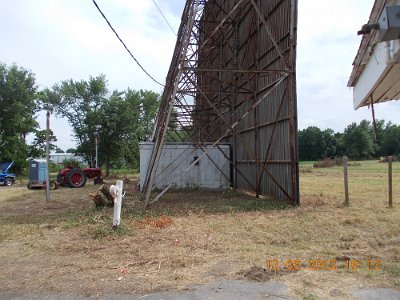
[
  {"xmin": 94, "ymin": 125, "xmax": 101, "ymax": 168},
  {"xmin": 95, "ymin": 135, "xmax": 98, "ymax": 168}
]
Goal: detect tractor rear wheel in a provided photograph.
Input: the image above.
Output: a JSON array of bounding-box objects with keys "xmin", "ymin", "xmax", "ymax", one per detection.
[{"xmin": 67, "ymin": 169, "xmax": 87, "ymax": 188}]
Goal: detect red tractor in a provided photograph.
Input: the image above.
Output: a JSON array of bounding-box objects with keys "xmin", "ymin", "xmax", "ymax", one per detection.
[{"xmin": 57, "ymin": 166, "xmax": 103, "ymax": 188}]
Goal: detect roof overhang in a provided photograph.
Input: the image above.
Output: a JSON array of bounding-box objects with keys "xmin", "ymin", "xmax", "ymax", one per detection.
[{"xmin": 348, "ymin": 0, "xmax": 400, "ymax": 109}]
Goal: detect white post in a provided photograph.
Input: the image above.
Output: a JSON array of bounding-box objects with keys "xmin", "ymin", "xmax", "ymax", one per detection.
[{"xmin": 112, "ymin": 180, "xmax": 124, "ymax": 228}]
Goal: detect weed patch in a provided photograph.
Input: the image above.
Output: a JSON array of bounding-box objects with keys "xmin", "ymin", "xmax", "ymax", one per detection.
[{"xmin": 87, "ymin": 222, "xmax": 131, "ymax": 239}]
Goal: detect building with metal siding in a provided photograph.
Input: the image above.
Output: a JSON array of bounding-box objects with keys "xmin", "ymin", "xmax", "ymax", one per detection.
[{"xmin": 142, "ymin": 0, "xmax": 299, "ymax": 207}]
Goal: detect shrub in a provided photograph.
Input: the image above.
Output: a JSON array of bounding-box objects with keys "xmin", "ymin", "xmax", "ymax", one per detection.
[
  {"xmin": 313, "ymin": 158, "xmax": 335, "ymax": 168},
  {"xmin": 62, "ymin": 158, "xmax": 83, "ymax": 168}
]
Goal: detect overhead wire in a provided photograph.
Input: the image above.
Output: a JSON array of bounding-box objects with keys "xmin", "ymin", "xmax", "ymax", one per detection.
[
  {"xmin": 151, "ymin": 0, "xmax": 177, "ymax": 36},
  {"xmin": 91, "ymin": 0, "xmax": 164, "ymax": 87}
]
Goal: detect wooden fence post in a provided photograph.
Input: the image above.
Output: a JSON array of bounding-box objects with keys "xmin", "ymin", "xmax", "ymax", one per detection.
[
  {"xmin": 343, "ymin": 156, "xmax": 349, "ymax": 206},
  {"xmin": 388, "ymin": 156, "xmax": 393, "ymax": 208}
]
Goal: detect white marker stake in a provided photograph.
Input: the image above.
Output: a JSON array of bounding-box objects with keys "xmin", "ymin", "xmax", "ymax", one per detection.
[{"xmin": 112, "ymin": 180, "xmax": 124, "ymax": 228}]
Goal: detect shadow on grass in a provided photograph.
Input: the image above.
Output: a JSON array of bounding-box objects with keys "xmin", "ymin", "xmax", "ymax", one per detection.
[{"xmin": 125, "ymin": 189, "xmax": 295, "ymax": 218}]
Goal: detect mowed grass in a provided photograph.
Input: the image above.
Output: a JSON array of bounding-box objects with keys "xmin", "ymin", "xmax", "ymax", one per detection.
[
  {"xmin": 0, "ymin": 160, "xmax": 399, "ymax": 299},
  {"xmin": 301, "ymin": 160, "xmax": 398, "ymax": 205}
]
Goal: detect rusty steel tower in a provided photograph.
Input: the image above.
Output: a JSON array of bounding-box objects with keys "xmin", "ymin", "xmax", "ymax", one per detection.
[{"xmin": 143, "ymin": 0, "xmax": 299, "ymax": 207}]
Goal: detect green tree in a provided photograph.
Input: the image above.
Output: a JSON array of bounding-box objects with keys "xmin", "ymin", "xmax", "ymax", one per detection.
[
  {"xmin": 96, "ymin": 91, "xmax": 131, "ymax": 174},
  {"xmin": 55, "ymin": 147, "xmax": 64, "ymax": 153},
  {"xmin": 97, "ymin": 89, "xmax": 159, "ymax": 175},
  {"xmin": 44, "ymin": 75, "xmax": 108, "ymax": 164},
  {"xmin": 370, "ymin": 119, "xmax": 385, "ymax": 157},
  {"xmin": 45, "ymin": 75, "xmax": 160, "ymax": 173},
  {"xmin": 298, "ymin": 120, "xmax": 400, "ymax": 161},
  {"xmin": 136, "ymin": 89, "xmax": 160, "ymax": 140},
  {"xmin": 343, "ymin": 121, "xmax": 374, "ymax": 160},
  {"xmin": 321, "ymin": 128, "xmax": 337, "ymax": 158},
  {"xmin": 381, "ymin": 122, "xmax": 400, "ymax": 156},
  {"xmin": 334, "ymin": 132, "xmax": 346, "ymax": 157},
  {"xmin": 28, "ymin": 129, "xmax": 57, "ymax": 158},
  {"xmin": 66, "ymin": 148, "xmax": 76, "ymax": 153},
  {"xmin": 298, "ymin": 126, "xmax": 326, "ymax": 160},
  {"xmin": 0, "ymin": 63, "xmax": 39, "ymax": 172}
]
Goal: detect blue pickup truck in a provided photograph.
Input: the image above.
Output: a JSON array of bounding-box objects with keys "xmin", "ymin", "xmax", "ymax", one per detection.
[{"xmin": 0, "ymin": 161, "xmax": 16, "ymax": 186}]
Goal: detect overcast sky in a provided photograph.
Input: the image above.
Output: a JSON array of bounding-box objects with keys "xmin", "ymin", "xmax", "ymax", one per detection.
[{"xmin": 1, "ymin": 0, "xmax": 400, "ymax": 151}]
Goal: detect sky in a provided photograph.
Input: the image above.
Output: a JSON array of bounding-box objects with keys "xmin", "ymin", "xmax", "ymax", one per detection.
[{"xmin": 1, "ymin": 0, "xmax": 400, "ymax": 151}]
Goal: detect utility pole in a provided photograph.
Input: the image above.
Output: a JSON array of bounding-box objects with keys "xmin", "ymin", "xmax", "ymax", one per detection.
[
  {"xmin": 94, "ymin": 132, "xmax": 99, "ymax": 168},
  {"xmin": 45, "ymin": 105, "xmax": 53, "ymax": 204},
  {"xmin": 94, "ymin": 125, "xmax": 101, "ymax": 168}
]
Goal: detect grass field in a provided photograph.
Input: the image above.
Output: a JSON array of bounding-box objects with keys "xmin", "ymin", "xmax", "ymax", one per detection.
[{"xmin": 0, "ymin": 160, "xmax": 399, "ymax": 299}]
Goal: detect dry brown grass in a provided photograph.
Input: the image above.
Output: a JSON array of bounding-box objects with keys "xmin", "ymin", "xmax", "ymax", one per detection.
[{"xmin": 0, "ymin": 161, "xmax": 399, "ymax": 299}]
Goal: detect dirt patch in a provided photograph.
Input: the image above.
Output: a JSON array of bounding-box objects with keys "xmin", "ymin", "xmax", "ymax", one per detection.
[
  {"xmin": 237, "ymin": 265, "xmax": 298, "ymax": 282},
  {"xmin": 140, "ymin": 215, "xmax": 174, "ymax": 228}
]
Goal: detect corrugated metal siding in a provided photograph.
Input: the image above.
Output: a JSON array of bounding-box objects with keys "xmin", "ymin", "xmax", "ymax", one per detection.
[{"xmin": 196, "ymin": 0, "xmax": 298, "ymax": 203}]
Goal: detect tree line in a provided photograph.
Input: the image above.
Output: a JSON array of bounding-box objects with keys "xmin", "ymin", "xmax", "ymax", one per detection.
[
  {"xmin": 0, "ymin": 62, "xmax": 158, "ymax": 175},
  {"xmin": 298, "ymin": 120, "xmax": 400, "ymax": 161}
]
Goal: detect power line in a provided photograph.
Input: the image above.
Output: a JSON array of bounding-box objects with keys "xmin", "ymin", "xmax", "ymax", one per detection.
[
  {"xmin": 151, "ymin": 0, "xmax": 177, "ymax": 36},
  {"xmin": 92, "ymin": 0, "xmax": 164, "ymax": 87}
]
